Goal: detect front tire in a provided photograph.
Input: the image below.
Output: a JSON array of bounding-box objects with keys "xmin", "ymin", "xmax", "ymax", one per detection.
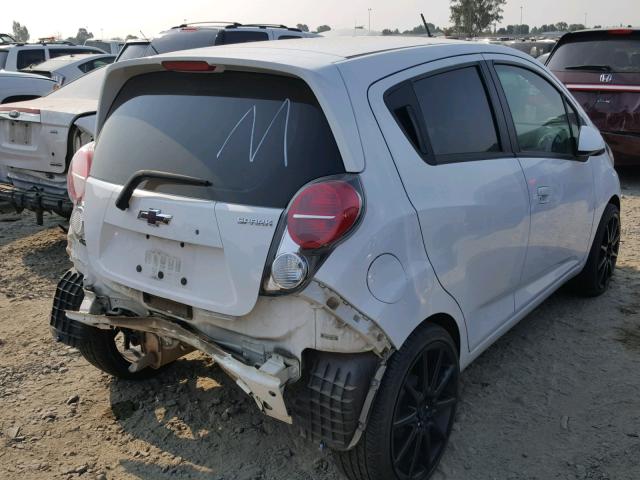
[
  {"xmin": 572, "ymin": 203, "xmax": 620, "ymax": 297},
  {"xmin": 337, "ymin": 323, "xmax": 459, "ymax": 480}
]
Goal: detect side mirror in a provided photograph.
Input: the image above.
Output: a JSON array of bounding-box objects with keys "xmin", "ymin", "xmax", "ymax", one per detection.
[{"xmin": 577, "ymin": 125, "xmax": 606, "ymax": 157}]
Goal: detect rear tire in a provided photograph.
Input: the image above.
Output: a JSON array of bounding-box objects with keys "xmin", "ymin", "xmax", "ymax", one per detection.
[
  {"xmin": 571, "ymin": 203, "xmax": 620, "ymax": 297},
  {"xmin": 337, "ymin": 323, "xmax": 459, "ymax": 480}
]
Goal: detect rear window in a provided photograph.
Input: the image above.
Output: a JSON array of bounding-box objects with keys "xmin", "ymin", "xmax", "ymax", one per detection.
[
  {"xmin": 548, "ymin": 34, "xmax": 640, "ymax": 73},
  {"xmin": 92, "ymin": 71, "xmax": 345, "ymax": 208},
  {"xmin": 152, "ymin": 29, "xmax": 220, "ymax": 53},
  {"xmin": 216, "ymin": 30, "xmax": 269, "ymax": 45},
  {"xmin": 413, "ymin": 66, "xmax": 500, "ymax": 157},
  {"xmin": 116, "ymin": 43, "xmax": 152, "ymax": 61}
]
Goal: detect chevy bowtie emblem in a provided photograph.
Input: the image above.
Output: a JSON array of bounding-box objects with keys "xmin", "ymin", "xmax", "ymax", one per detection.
[
  {"xmin": 138, "ymin": 208, "xmax": 172, "ymax": 226},
  {"xmin": 600, "ymin": 73, "xmax": 613, "ymax": 83}
]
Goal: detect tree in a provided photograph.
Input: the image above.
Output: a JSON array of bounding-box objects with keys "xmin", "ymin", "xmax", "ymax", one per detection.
[
  {"xmin": 12, "ymin": 21, "xmax": 29, "ymax": 43},
  {"xmin": 296, "ymin": 24, "xmax": 309, "ymax": 32},
  {"xmin": 450, "ymin": 0, "xmax": 506, "ymax": 36},
  {"xmin": 382, "ymin": 28, "xmax": 400, "ymax": 36},
  {"xmin": 568, "ymin": 24, "xmax": 585, "ymax": 32},
  {"xmin": 66, "ymin": 27, "xmax": 94, "ymax": 45},
  {"xmin": 125, "ymin": 34, "xmax": 139, "ymax": 40},
  {"xmin": 555, "ymin": 22, "xmax": 568, "ymax": 31},
  {"xmin": 316, "ymin": 25, "xmax": 331, "ymax": 33}
]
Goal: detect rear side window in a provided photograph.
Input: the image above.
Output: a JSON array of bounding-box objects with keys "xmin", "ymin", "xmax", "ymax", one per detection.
[
  {"xmin": 92, "ymin": 71, "xmax": 345, "ymax": 208},
  {"xmin": 0, "ymin": 50, "xmax": 7, "ymax": 69},
  {"xmin": 17, "ymin": 49, "xmax": 45, "ymax": 69},
  {"xmin": 413, "ymin": 67, "xmax": 501, "ymax": 157},
  {"xmin": 548, "ymin": 34, "xmax": 640, "ymax": 73},
  {"xmin": 495, "ymin": 65, "xmax": 574, "ymax": 156},
  {"xmin": 216, "ymin": 30, "xmax": 269, "ymax": 45},
  {"xmin": 278, "ymin": 35, "xmax": 302, "ymax": 40}
]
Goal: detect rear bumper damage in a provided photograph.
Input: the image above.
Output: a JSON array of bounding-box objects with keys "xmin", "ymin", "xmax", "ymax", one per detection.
[
  {"xmin": 0, "ymin": 180, "xmax": 72, "ymax": 223},
  {"xmin": 65, "ymin": 309, "xmax": 300, "ymax": 424}
]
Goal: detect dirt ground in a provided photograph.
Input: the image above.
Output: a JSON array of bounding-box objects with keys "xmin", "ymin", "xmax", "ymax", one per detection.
[{"xmin": 1, "ymin": 171, "xmax": 639, "ymax": 480}]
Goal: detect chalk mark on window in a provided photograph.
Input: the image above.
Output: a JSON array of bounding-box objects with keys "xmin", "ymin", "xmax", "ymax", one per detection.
[{"xmin": 216, "ymin": 98, "xmax": 291, "ymax": 167}]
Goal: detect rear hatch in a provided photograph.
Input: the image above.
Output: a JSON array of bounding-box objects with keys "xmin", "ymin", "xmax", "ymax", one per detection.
[
  {"xmin": 548, "ymin": 29, "xmax": 640, "ymax": 136},
  {"xmin": 83, "ymin": 68, "xmax": 345, "ymax": 316}
]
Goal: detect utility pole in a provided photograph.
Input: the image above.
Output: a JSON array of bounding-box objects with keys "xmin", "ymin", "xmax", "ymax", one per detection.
[
  {"xmin": 520, "ymin": 5, "xmax": 523, "ymax": 37},
  {"xmin": 584, "ymin": 12, "xmax": 588, "ymax": 28},
  {"xmin": 368, "ymin": 8, "xmax": 373, "ymax": 34}
]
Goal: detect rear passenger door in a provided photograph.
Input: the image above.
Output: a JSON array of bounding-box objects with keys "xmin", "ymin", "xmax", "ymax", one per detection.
[
  {"xmin": 485, "ymin": 56, "xmax": 596, "ymax": 309},
  {"xmin": 369, "ymin": 56, "xmax": 531, "ymax": 351}
]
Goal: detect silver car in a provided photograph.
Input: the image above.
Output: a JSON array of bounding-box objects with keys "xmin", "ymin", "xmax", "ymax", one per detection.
[{"xmin": 21, "ymin": 53, "xmax": 115, "ymax": 85}]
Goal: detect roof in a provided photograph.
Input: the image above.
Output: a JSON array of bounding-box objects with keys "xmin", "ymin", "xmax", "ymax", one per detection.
[{"xmin": 185, "ymin": 35, "xmax": 460, "ymax": 61}]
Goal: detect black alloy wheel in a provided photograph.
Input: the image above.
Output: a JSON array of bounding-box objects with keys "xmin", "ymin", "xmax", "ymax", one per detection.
[
  {"xmin": 596, "ymin": 213, "xmax": 620, "ymax": 290},
  {"xmin": 391, "ymin": 342, "xmax": 458, "ymax": 479}
]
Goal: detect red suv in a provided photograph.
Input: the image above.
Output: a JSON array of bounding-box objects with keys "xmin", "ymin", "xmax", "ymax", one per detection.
[{"xmin": 547, "ymin": 29, "xmax": 640, "ymax": 166}]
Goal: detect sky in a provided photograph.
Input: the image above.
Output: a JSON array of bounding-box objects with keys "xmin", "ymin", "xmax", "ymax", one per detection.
[{"xmin": 1, "ymin": 0, "xmax": 638, "ymax": 40}]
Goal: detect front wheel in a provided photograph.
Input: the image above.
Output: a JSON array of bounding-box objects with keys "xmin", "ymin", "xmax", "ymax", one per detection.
[{"xmin": 337, "ymin": 323, "xmax": 459, "ymax": 480}]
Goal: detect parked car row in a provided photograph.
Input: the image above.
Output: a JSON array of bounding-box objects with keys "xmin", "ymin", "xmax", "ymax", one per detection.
[
  {"xmin": 0, "ymin": 22, "xmax": 317, "ymax": 223},
  {"xmin": 48, "ymin": 35, "xmax": 621, "ymax": 480}
]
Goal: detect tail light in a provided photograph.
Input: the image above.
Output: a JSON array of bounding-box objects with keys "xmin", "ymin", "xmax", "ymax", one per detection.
[
  {"xmin": 67, "ymin": 141, "xmax": 94, "ymax": 204},
  {"xmin": 287, "ymin": 181, "xmax": 362, "ymax": 250},
  {"xmin": 608, "ymin": 29, "xmax": 633, "ymax": 35},
  {"xmin": 263, "ymin": 177, "xmax": 363, "ymax": 293}
]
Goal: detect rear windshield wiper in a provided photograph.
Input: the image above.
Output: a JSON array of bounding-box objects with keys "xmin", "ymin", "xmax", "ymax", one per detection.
[
  {"xmin": 564, "ymin": 65, "xmax": 612, "ymax": 72},
  {"xmin": 115, "ymin": 170, "xmax": 212, "ymax": 210}
]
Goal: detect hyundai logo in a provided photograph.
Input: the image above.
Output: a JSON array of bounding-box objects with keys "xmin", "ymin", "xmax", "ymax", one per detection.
[
  {"xmin": 600, "ymin": 73, "xmax": 613, "ymax": 83},
  {"xmin": 138, "ymin": 208, "xmax": 173, "ymax": 226}
]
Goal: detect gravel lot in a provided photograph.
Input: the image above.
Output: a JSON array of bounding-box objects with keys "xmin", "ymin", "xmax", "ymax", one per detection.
[{"xmin": 0, "ymin": 170, "xmax": 639, "ymax": 480}]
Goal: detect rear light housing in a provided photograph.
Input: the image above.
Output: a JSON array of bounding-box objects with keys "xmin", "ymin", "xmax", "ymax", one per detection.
[
  {"xmin": 161, "ymin": 61, "xmax": 218, "ymax": 72},
  {"xmin": 608, "ymin": 29, "xmax": 633, "ymax": 35},
  {"xmin": 67, "ymin": 141, "xmax": 94, "ymax": 204},
  {"xmin": 287, "ymin": 181, "xmax": 361, "ymax": 249},
  {"xmin": 262, "ymin": 175, "xmax": 364, "ymax": 294}
]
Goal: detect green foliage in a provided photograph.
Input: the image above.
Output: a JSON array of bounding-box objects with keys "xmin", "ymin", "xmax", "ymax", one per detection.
[
  {"xmin": 450, "ymin": 0, "xmax": 506, "ymax": 36},
  {"xmin": 12, "ymin": 21, "xmax": 29, "ymax": 43},
  {"xmin": 65, "ymin": 27, "xmax": 94, "ymax": 45},
  {"xmin": 316, "ymin": 25, "xmax": 331, "ymax": 33},
  {"xmin": 296, "ymin": 24, "xmax": 310, "ymax": 32}
]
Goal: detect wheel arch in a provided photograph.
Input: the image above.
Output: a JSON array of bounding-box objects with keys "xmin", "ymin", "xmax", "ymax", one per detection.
[
  {"xmin": 423, "ymin": 313, "xmax": 461, "ymax": 356},
  {"xmin": 608, "ymin": 194, "xmax": 620, "ymax": 210}
]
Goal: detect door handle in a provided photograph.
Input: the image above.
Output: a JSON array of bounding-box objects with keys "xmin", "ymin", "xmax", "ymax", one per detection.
[{"xmin": 537, "ymin": 186, "xmax": 551, "ymax": 204}]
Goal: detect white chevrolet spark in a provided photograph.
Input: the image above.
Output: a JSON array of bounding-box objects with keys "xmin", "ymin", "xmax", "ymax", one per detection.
[{"xmin": 52, "ymin": 37, "xmax": 621, "ymax": 480}]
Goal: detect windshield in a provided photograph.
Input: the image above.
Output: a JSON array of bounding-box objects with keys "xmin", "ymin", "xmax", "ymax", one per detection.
[
  {"xmin": 548, "ymin": 36, "xmax": 640, "ymax": 73},
  {"xmin": 93, "ymin": 71, "xmax": 345, "ymax": 208}
]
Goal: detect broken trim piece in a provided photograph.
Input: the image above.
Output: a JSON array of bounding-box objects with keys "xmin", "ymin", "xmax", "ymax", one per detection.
[{"xmin": 65, "ymin": 311, "xmax": 299, "ymax": 423}]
